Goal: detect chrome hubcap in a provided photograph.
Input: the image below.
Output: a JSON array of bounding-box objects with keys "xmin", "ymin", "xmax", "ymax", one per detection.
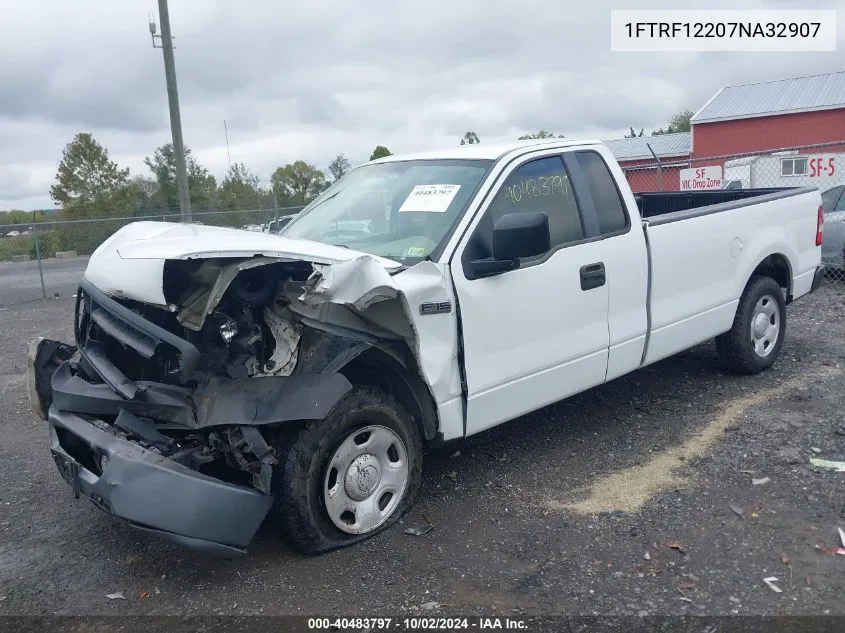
[
  {"xmin": 750, "ymin": 294, "xmax": 780, "ymax": 358},
  {"xmin": 323, "ymin": 425, "xmax": 409, "ymax": 535}
]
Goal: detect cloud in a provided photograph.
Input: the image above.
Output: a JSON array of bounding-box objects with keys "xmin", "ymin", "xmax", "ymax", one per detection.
[{"xmin": 1, "ymin": 0, "xmax": 843, "ymax": 209}]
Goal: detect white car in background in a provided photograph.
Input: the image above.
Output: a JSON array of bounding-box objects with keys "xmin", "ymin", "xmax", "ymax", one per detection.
[{"xmin": 821, "ymin": 185, "xmax": 845, "ymax": 270}]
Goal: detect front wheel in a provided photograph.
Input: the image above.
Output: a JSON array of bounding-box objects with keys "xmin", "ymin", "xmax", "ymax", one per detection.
[
  {"xmin": 274, "ymin": 387, "xmax": 423, "ymax": 554},
  {"xmin": 716, "ymin": 275, "xmax": 786, "ymax": 374}
]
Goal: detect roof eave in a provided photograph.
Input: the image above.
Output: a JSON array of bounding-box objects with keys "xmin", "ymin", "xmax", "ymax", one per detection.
[{"xmin": 692, "ymin": 102, "xmax": 845, "ymax": 125}]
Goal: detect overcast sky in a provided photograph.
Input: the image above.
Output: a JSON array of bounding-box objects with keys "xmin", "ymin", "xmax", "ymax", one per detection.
[{"xmin": 1, "ymin": 0, "xmax": 842, "ymax": 210}]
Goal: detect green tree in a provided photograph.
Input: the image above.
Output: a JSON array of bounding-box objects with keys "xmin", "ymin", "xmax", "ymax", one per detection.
[
  {"xmin": 127, "ymin": 176, "xmax": 160, "ymax": 216},
  {"xmin": 144, "ymin": 143, "xmax": 218, "ymax": 212},
  {"xmin": 49, "ymin": 132, "xmax": 131, "ymax": 217},
  {"xmin": 0, "ymin": 209, "xmax": 50, "ymax": 225},
  {"xmin": 652, "ymin": 109, "xmax": 694, "ymax": 135},
  {"xmin": 271, "ymin": 160, "xmax": 327, "ymax": 206},
  {"xmin": 460, "ymin": 132, "xmax": 480, "ymax": 145},
  {"xmin": 219, "ymin": 162, "xmax": 265, "ymax": 211},
  {"xmin": 327, "ymin": 153, "xmax": 351, "ymax": 182},
  {"xmin": 369, "ymin": 145, "xmax": 392, "ymax": 160},
  {"xmin": 517, "ymin": 129, "xmax": 564, "ymax": 140}
]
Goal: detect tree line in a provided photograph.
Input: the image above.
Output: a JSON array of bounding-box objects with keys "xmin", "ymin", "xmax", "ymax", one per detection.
[
  {"xmin": 462, "ymin": 109, "xmax": 692, "ymax": 145},
  {"xmin": 624, "ymin": 109, "xmax": 694, "ymax": 138},
  {"xmin": 23, "ymin": 109, "xmax": 693, "ymax": 220},
  {"xmin": 46, "ymin": 133, "xmax": 400, "ymax": 220}
]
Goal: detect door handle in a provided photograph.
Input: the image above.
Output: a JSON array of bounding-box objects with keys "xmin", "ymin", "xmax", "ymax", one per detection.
[{"xmin": 579, "ymin": 262, "xmax": 606, "ymax": 291}]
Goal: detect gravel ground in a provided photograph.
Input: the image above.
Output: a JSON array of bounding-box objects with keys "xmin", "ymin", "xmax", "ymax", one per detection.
[{"xmin": 0, "ymin": 281, "xmax": 843, "ymax": 618}]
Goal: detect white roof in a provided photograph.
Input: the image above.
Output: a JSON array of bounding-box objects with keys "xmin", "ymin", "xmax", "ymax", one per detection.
[
  {"xmin": 365, "ymin": 138, "xmax": 603, "ymax": 164},
  {"xmin": 692, "ymin": 70, "xmax": 845, "ymax": 124},
  {"xmin": 604, "ymin": 132, "xmax": 691, "ymax": 161}
]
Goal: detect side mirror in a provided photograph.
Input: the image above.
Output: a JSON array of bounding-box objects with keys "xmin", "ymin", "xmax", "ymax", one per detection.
[
  {"xmin": 492, "ymin": 212, "xmax": 550, "ymax": 260},
  {"xmin": 470, "ymin": 212, "xmax": 551, "ymax": 278}
]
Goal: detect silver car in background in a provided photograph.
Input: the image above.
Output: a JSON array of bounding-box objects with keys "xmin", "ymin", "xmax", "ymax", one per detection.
[{"xmin": 822, "ymin": 185, "xmax": 845, "ymax": 271}]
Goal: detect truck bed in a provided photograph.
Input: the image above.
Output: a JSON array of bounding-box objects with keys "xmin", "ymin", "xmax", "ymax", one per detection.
[
  {"xmin": 637, "ymin": 185, "xmax": 821, "ymax": 368},
  {"xmin": 634, "ymin": 188, "xmax": 795, "ymax": 218}
]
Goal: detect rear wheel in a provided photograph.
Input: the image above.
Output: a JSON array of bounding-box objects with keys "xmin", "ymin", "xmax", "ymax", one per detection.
[
  {"xmin": 716, "ymin": 275, "xmax": 785, "ymax": 374},
  {"xmin": 274, "ymin": 387, "xmax": 422, "ymax": 554}
]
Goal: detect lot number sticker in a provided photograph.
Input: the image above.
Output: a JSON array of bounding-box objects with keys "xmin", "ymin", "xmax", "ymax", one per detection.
[{"xmin": 398, "ymin": 184, "xmax": 461, "ymax": 213}]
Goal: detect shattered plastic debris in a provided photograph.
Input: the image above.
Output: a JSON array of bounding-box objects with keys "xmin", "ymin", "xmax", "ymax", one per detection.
[
  {"xmin": 139, "ymin": 591, "xmax": 150, "ymax": 600},
  {"xmin": 678, "ymin": 580, "xmax": 697, "ymax": 593},
  {"xmin": 810, "ymin": 458, "xmax": 845, "ymax": 472},
  {"xmin": 762, "ymin": 577, "xmax": 782, "ymax": 593},
  {"xmin": 405, "ymin": 524, "xmax": 435, "ymax": 536},
  {"xmin": 752, "ymin": 477, "xmax": 770, "ymax": 485},
  {"xmin": 729, "ymin": 504, "xmax": 745, "ymax": 518},
  {"xmin": 106, "ymin": 592, "xmax": 125, "ymax": 600},
  {"xmin": 815, "ymin": 527, "xmax": 845, "ymax": 555}
]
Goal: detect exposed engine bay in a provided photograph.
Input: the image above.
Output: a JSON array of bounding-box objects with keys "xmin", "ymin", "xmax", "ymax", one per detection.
[{"xmin": 52, "ymin": 255, "xmax": 441, "ymax": 499}]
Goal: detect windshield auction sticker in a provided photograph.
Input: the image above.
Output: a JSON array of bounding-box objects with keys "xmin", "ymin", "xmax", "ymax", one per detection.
[{"xmin": 398, "ymin": 184, "xmax": 461, "ymax": 213}]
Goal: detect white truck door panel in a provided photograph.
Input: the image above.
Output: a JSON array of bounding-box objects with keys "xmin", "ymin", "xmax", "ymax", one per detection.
[
  {"xmin": 449, "ymin": 152, "xmax": 610, "ymax": 436},
  {"xmin": 454, "ymin": 242, "xmax": 610, "ymax": 435}
]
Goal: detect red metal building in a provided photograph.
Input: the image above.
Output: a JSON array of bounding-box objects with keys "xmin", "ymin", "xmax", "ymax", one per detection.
[
  {"xmin": 604, "ymin": 133, "xmax": 690, "ymax": 192},
  {"xmin": 607, "ymin": 70, "xmax": 845, "ymax": 192},
  {"xmin": 690, "ymin": 71, "xmax": 845, "ymax": 159}
]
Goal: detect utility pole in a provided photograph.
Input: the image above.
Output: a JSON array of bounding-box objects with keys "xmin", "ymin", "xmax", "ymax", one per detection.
[{"xmin": 149, "ymin": 1, "xmax": 191, "ymax": 220}]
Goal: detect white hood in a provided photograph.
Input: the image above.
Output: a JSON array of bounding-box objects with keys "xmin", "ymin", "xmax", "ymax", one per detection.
[{"xmin": 84, "ymin": 221, "xmax": 402, "ymax": 307}]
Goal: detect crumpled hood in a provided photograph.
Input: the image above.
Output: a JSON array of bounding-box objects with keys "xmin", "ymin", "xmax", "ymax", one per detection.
[{"xmin": 83, "ymin": 221, "xmax": 402, "ymax": 307}]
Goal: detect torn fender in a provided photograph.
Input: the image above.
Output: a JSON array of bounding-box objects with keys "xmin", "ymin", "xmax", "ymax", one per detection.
[{"xmin": 292, "ymin": 255, "xmax": 463, "ymax": 411}]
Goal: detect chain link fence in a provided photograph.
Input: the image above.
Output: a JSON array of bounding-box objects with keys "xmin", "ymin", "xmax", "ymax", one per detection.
[
  {"xmin": 0, "ymin": 206, "xmax": 303, "ymax": 305},
  {"xmin": 620, "ymin": 141, "xmax": 845, "ymax": 283}
]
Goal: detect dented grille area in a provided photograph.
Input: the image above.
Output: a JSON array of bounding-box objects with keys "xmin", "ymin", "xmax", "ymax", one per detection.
[{"xmin": 74, "ymin": 281, "xmax": 200, "ymax": 388}]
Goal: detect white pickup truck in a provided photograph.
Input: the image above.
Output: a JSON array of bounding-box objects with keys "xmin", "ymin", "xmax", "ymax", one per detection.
[{"xmin": 27, "ymin": 139, "xmax": 824, "ymax": 557}]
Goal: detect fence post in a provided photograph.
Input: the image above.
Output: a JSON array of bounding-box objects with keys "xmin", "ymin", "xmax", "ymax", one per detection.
[
  {"xmin": 646, "ymin": 143, "xmax": 663, "ymax": 190},
  {"xmin": 32, "ymin": 211, "xmax": 47, "ymax": 300}
]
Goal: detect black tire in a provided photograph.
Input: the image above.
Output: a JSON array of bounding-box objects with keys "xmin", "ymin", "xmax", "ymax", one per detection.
[
  {"xmin": 715, "ymin": 275, "xmax": 786, "ymax": 374},
  {"xmin": 273, "ymin": 386, "xmax": 423, "ymax": 554}
]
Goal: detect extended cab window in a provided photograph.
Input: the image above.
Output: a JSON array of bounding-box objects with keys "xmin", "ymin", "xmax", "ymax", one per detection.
[
  {"xmin": 574, "ymin": 150, "xmax": 629, "ymax": 235},
  {"xmin": 486, "ymin": 156, "xmax": 584, "ymax": 249}
]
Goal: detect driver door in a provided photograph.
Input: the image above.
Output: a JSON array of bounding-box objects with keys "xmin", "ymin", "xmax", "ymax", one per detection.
[{"xmin": 450, "ymin": 152, "xmax": 610, "ymax": 436}]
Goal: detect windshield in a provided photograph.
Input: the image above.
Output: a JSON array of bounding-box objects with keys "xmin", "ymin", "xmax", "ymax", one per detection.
[{"xmin": 281, "ymin": 158, "xmax": 493, "ymax": 263}]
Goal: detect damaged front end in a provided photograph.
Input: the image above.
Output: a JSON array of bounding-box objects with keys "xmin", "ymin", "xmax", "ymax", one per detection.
[{"xmin": 28, "ymin": 249, "xmax": 449, "ymax": 556}]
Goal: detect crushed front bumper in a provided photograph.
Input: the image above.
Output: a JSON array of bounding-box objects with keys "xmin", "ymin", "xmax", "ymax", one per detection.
[
  {"xmin": 28, "ymin": 337, "xmax": 274, "ymax": 558},
  {"xmin": 47, "ymin": 407, "xmax": 274, "ymax": 557}
]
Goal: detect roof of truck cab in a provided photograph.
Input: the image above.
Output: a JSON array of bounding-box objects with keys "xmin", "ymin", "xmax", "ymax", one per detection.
[{"xmin": 364, "ymin": 138, "xmax": 604, "ymax": 164}]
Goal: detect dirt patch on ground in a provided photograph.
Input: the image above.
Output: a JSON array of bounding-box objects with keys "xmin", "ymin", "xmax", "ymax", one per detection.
[{"xmin": 550, "ymin": 367, "xmax": 841, "ymax": 515}]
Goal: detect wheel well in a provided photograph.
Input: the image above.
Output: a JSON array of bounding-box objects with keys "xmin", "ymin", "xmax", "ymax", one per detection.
[
  {"xmin": 339, "ymin": 347, "xmax": 439, "ymax": 442},
  {"xmin": 751, "ymin": 254, "xmax": 792, "ymax": 301}
]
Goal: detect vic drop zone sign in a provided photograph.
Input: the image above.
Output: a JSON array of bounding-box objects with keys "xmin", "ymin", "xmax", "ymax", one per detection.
[{"xmin": 680, "ymin": 166, "xmax": 723, "ymax": 190}]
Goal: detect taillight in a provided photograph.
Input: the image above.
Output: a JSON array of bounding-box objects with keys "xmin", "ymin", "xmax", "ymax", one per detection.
[{"xmin": 816, "ymin": 205, "xmax": 824, "ymax": 246}]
